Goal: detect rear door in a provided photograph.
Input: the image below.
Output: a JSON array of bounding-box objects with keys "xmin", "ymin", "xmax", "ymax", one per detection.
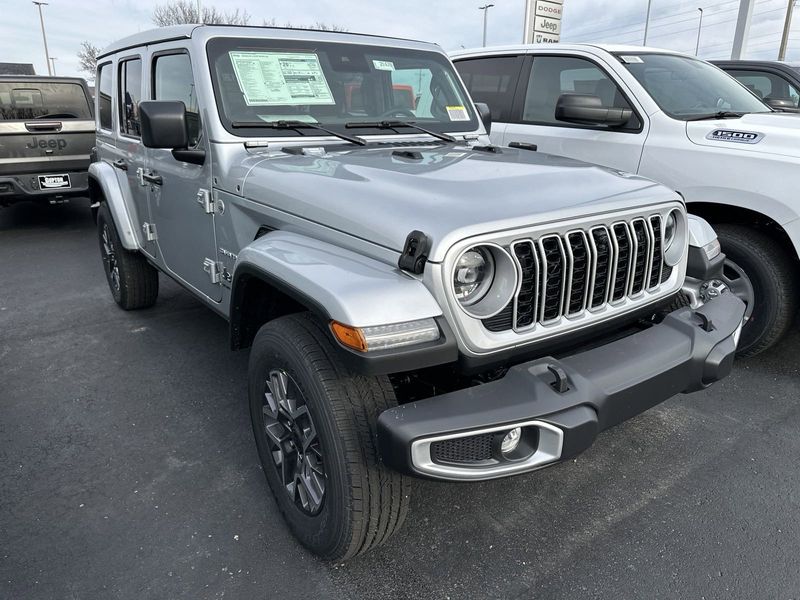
[
  {"xmin": 0, "ymin": 79, "xmax": 94, "ymax": 196},
  {"xmin": 502, "ymin": 53, "xmax": 648, "ymax": 173}
]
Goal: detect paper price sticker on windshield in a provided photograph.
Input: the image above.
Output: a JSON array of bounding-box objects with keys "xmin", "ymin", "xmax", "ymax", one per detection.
[
  {"xmin": 372, "ymin": 60, "xmax": 395, "ymax": 71},
  {"xmin": 229, "ymin": 51, "xmax": 335, "ymax": 106},
  {"xmin": 619, "ymin": 55, "xmax": 644, "ymax": 64},
  {"xmin": 446, "ymin": 105, "xmax": 470, "ymax": 121}
]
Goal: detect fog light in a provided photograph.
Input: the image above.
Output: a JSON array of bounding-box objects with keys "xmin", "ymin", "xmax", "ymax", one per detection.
[{"xmin": 500, "ymin": 427, "xmax": 522, "ymax": 455}]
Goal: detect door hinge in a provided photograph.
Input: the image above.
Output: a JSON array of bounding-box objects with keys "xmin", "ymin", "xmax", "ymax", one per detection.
[
  {"xmin": 142, "ymin": 222, "xmax": 158, "ymax": 241},
  {"xmin": 197, "ymin": 189, "xmax": 214, "ymax": 214},
  {"xmin": 136, "ymin": 167, "xmax": 146, "ymax": 187},
  {"xmin": 203, "ymin": 258, "xmax": 231, "ymax": 285}
]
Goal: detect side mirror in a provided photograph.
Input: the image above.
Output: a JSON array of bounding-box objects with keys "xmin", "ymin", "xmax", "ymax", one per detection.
[
  {"xmin": 765, "ymin": 97, "xmax": 800, "ymax": 112},
  {"xmin": 139, "ymin": 101, "xmax": 205, "ymax": 165},
  {"xmin": 474, "ymin": 102, "xmax": 492, "ymax": 134},
  {"xmin": 555, "ymin": 94, "xmax": 633, "ymax": 127}
]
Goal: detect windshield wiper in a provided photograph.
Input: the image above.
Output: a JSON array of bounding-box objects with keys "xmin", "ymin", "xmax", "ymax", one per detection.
[
  {"xmin": 685, "ymin": 111, "xmax": 746, "ymax": 121},
  {"xmin": 345, "ymin": 120, "xmax": 457, "ymax": 143},
  {"xmin": 230, "ymin": 120, "xmax": 367, "ymax": 146}
]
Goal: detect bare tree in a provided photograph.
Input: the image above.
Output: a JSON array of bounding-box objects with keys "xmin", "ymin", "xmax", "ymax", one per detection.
[
  {"xmin": 263, "ymin": 18, "xmax": 348, "ymax": 32},
  {"xmin": 77, "ymin": 41, "xmax": 100, "ymax": 80},
  {"xmin": 152, "ymin": 0, "xmax": 251, "ymax": 26}
]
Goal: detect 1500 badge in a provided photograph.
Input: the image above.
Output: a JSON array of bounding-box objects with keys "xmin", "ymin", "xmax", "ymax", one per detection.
[{"xmin": 706, "ymin": 129, "xmax": 764, "ymax": 144}]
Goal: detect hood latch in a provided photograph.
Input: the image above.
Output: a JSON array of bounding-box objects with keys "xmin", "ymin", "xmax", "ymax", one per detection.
[{"xmin": 398, "ymin": 230, "xmax": 431, "ymax": 275}]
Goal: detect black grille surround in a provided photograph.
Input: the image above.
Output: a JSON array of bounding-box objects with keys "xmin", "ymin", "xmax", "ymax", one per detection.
[{"xmin": 481, "ymin": 213, "xmax": 677, "ymax": 334}]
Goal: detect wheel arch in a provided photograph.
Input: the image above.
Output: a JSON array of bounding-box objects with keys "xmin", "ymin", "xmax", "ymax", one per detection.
[
  {"xmin": 688, "ymin": 201, "xmax": 800, "ymax": 263},
  {"xmin": 88, "ymin": 161, "xmax": 139, "ymax": 250}
]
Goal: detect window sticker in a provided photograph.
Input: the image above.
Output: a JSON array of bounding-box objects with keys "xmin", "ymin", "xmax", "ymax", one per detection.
[
  {"xmin": 619, "ymin": 55, "xmax": 644, "ymax": 64},
  {"xmin": 228, "ymin": 51, "xmax": 335, "ymax": 106},
  {"xmin": 372, "ymin": 60, "xmax": 395, "ymax": 71},
  {"xmin": 257, "ymin": 114, "xmax": 319, "ymax": 123},
  {"xmin": 446, "ymin": 105, "xmax": 470, "ymax": 121}
]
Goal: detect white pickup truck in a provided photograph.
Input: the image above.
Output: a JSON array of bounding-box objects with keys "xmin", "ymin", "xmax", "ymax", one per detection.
[{"xmin": 452, "ymin": 44, "xmax": 800, "ymax": 356}]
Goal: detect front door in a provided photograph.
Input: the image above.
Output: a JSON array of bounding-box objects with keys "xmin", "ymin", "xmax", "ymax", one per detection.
[
  {"xmin": 502, "ymin": 54, "xmax": 648, "ymax": 174},
  {"xmin": 146, "ymin": 50, "xmax": 221, "ymax": 302}
]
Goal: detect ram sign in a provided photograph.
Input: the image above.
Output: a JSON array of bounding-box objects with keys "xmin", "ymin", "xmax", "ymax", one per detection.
[{"xmin": 524, "ymin": 0, "xmax": 564, "ymax": 44}]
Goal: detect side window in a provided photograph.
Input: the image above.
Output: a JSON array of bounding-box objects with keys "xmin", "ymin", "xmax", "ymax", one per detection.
[
  {"xmin": 523, "ymin": 56, "xmax": 639, "ymax": 130},
  {"xmin": 153, "ymin": 52, "xmax": 201, "ymax": 147},
  {"xmin": 454, "ymin": 56, "xmax": 523, "ymax": 122},
  {"xmin": 97, "ymin": 62, "xmax": 113, "ymax": 130},
  {"xmin": 119, "ymin": 58, "xmax": 142, "ymax": 138},
  {"xmin": 727, "ymin": 69, "xmax": 800, "ymax": 107}
]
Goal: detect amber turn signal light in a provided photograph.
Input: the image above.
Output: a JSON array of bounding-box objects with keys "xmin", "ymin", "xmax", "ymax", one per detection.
[{"xmin": 330, "ymin": 321, "xmax": 368, "ymax": 352}]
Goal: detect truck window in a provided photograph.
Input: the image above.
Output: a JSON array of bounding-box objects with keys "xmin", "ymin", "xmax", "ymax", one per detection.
[
  {"xmin": 727, "ymin": 69, "xmax": 800, "ymax": 107},
  {"xmin": 522, "ymin": 56, "xmax": 638, "ymax": 130},
  {"xmin": 119, "ymin": 58, "xmax": 142, "ymax": 138},
  {"xmin": 97, "ymin": 62, "xmax": 113, "ymax": 130},
  {"xmin": 153, "ymin": 52, "xmax": 201, "ymax": 147},
  {"xmin": 0, "ymin": 81, "xmax": 91, "ymax": 121},
  {"xmin": 454, "ymin": 56, "xmax": 523, "ymax": 122}
]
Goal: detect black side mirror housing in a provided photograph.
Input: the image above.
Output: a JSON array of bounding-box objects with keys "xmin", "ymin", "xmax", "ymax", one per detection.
[
  {"xmin": 139, "ymin": 101, "xmax": 189, "ymax": 149},
  {"xmin": 474, "ymin": 102, "xmax": 492, "ymax": 134},
  {"xmin": 139, "ymin": 101, "xmax": 205, "ymax": 165},
  {"xmin": 555, "ymin": 94, "xmax": 633, "ymax": 127},
  {"xmin": 765, "ymin": 97, "xmax": 800, "ymax": 112}
]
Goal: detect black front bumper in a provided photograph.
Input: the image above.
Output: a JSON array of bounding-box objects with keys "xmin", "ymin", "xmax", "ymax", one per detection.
[{"xmin": 378, "ymin": 292, "xmax": 745, "ymax": 481}]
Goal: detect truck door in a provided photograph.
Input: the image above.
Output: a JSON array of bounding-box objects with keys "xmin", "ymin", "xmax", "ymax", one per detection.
[
  {"xmin": 502, "ymin": 55, "xmax": 647, "ymax": 174},
  {"xmin": 145, "ymin": 50, "xmax": 221, "ymax": 302},
  {"xmin": 108, "ymin": 56, "xmax": 158, "ymax": 257}
]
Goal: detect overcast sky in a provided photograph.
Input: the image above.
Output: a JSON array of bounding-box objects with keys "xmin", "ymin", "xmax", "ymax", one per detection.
[{"xmin": 4, "ymin": 0, "xmax": 800, "ymax": 79}]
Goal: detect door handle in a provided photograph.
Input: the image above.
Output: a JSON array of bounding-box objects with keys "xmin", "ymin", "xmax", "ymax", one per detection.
[
  {"xmin": 142, "ymin": 172, "xmax": 163, "ymax": 186},
  {"xmin": 112, "ymin": 159, "xmax": 128, "ymax": 171}
]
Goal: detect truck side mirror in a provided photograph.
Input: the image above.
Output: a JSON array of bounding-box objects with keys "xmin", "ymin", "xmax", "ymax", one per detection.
[
  {"xmin": 139, "ymin": 101, "xmax": 205, "ymax": 165},
  {"xmin": 765, "ymin": 97, "xmax": 800, "ymax": 112},
  {"xmin": 474, "ymin": 102, "xmax": 492, "ymax": 134},
  {"xmin": 555, "ymin": 94, "xmax": 632, "ymax": 127}
]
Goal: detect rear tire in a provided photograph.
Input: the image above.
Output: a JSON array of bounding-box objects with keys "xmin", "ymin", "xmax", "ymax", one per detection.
[
  {"xmin": 716, "ymin": 224, "xmax": 798, "ymax": 357},
  {"xmin": 96, "ymin": 203, "xmax": 158, "ymax": 310},
  {"xmin": 248, "ymin": 313, "xmax": 410, "ymax": 560}
]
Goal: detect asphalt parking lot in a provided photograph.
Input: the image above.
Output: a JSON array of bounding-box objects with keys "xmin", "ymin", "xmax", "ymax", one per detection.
[{"xmin": 1, "ymin": 198, "xmax": 799, "ymax": 600}]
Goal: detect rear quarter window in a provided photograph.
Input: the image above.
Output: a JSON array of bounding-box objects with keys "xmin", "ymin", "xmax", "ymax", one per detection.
[{"xmin": 0, "ymin": 82, "xmax": 92, "ymax": 120}]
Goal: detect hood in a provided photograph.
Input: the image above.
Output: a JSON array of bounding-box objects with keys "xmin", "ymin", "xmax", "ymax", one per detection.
[
  {"xmin": 685, "ymin": 112, "xmax": 800, "ymax": 159},
  {"xmin": 241, "ymin": 144, "xmax": 677, "ymax": 262}
]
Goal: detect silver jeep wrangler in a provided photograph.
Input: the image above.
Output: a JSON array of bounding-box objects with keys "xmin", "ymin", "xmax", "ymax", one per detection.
[{"xmin": 90, "ymin": 25, "xmax": 745, "ymax": 560}]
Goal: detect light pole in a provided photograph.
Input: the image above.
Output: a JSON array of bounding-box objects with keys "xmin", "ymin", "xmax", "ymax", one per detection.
[
  {"xmin": 695, "ymin": 8, "xmax": 704, "ymax": 56},
  {"xmin": 479, "ymin": 4, "xmax": 494, "ymax": 47},
  {"xmin": 32, "ymin": 1, "xmax": 52, "ymax": 76},
  {"xmin": 643, "ymin": 0, "xmax": 654, "ymax": 45},
  {"xmin": 49, "ymin": 57, "xmax": 57, "ymax": 76},
  {"xmin": 779, "ymin": 0, "xmax": 797, "ymax": 61}
]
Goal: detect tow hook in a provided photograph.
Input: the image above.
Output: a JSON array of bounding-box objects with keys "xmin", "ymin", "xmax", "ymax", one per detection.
[{"xmin": 699, "ymin": 279, "xmax": 727, "ymax": 302}]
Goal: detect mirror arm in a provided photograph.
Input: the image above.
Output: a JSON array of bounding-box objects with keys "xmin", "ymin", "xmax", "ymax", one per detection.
[{"xmin": 171, "ymin": 148, "xmax": 206, "ymax": 165}]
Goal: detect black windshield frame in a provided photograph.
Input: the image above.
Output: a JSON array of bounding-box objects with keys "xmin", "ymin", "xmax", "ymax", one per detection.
[{"xmin": 206, "ymin": 36, "xmax": 479, "ymax": 138}]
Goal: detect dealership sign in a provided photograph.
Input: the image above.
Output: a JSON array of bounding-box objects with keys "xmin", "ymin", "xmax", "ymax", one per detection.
[{"xmin": 524, "ymin": 0, "xmax": 564, "ymax": 44}]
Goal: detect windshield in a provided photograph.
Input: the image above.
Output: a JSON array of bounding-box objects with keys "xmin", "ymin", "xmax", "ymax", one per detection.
[
  {"xmin": 207, "ymin": 37, "xmax": 478, "ymax": 137},
  {"xmin": 0, "ymin": 82, "xmax": 92, "ymax": 120},
  {"xmin": 616, "ymin": 53, "xmax": 771, "ymax": 120}
]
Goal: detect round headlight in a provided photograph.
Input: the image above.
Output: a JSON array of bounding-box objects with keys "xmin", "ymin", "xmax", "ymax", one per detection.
[
  {"xmin": 454, "ymin": 247, "xmax": 495, "ymax": 305},
  {"xmin": 664, "ymin": 211, "xmax": 678, "ymax": 250}
]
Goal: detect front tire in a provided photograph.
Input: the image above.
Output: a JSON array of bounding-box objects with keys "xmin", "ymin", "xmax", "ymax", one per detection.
[
  {"xmin": 716, "ymin": 224, "xmax": 798, "ymax": 357},
  {"xmin": 96, "ymin": 203, "xmax": 158, "ymax": 310},
  {"xmin": 248, "ymin": 313, "xmax": 410, "ymax": 561}
]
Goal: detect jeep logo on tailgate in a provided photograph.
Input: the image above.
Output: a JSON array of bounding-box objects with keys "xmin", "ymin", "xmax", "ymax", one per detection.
[
  {"xmin": 26, "ymin": 137, "xmax": 68, "ymax": 150},
  {"xmin": 706, "ymin": 129, "xmax": 763, "ymax": 144}
]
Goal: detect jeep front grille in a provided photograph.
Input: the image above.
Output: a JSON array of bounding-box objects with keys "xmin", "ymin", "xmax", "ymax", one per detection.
[{"xmin": 485, "ymin": 215, "xmax": 673, "ymax": 333}]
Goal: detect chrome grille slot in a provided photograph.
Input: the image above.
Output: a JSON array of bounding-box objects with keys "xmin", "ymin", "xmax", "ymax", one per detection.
[
  {"xmin": 648, "ymin": 216, "xmax": 663, "ymax": 289},
  {"xmin": 611, "ymin": 223, "xmax": 633, "ymax": 302},
  {"xmin": 565, "ymin": 231, "xmax": 590, "ymax": 316},
  {"xmin": 478, "ymin": 210, "xmax": 678, "ymax": 335},
  {"xmin": 630, "ymin": 218, "xmax": 652, "ymax": 296},
  {"xmin": 538, "ymin": 235, "xmax": 566, "ymax": 323},
  {"xmin": 512, "ymin": 241, "xmax": 539, "ymax": 330}
]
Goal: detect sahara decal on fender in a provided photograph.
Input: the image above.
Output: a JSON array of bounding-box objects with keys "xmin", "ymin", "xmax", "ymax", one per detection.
[{"xmin": 705, "ymin": 129, "xmax": 764, "ymax": 144}]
